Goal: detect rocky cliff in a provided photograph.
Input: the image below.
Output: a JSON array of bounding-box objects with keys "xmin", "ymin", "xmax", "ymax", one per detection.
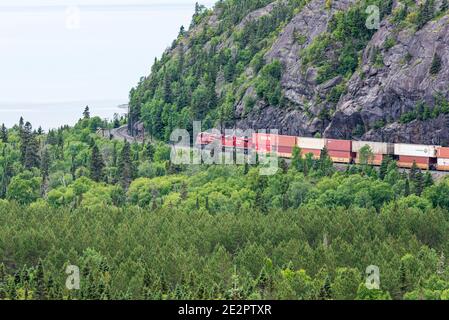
[{"xmin": 129, "ymin": 0, "xmax": 449, "ymax": 145}]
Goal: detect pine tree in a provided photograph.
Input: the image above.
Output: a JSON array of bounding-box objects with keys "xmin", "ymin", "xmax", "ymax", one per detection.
[
  {"xmin": 35, "ymin": 261, "xmax": 46, "ymax": 300},
  {"xmin": 424, "ymin": 171, "xmax": 434, "ymax": 188},
  {"xmin": 18, "ymin": 117, "xmax": 24, "ymax": 131},
  {"xmin": 118, "ymin": 140, "xmax": 133, "ymax": 189},
  {"xmin": 319, "ymin": 275, "xmax": 332, "ymax": 300},
  {"xmin": 83, "ymin": 106, "xmax": 90, "ymax": 119},
  {"xmin": 279, "ymin": 158, "xmax": 289, "ymax": 173},
  {"xmin": 409, "ymin": 161, "xmax": 418, "ymax": 182},
  {"xmin": 404, "ymin": 178, "xmax": 410, "ymax": 196},
  {"xmin": 379, "ymin": 156, "xmax": 390, "ymax": 180},
  {"xmin": 0, "ymin": 124, "xmax": 7, "ymax": 143},
  {"xmin": 90, "ymin": 144, "xmax": 105, "ymax": 182},
  {"xmin": 0, "ymin": 263, "xmax": 6, "ymax": 299},
  {"xmin": 145, "ymin": 143, "xmax": 155, "ymax": 162},
  {"xmin": 430, "ymin": 53, "xmax": 442, "ymax": 75},
  {"xmin": 24, "ymin": 133, "xmax": 41, "ymax": 170},
  {"xmin": 414, "ymin": 169, "xmax": 424, "ymax": 196}
]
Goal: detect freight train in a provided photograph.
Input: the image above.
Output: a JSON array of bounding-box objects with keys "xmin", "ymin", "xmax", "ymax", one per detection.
[{"xmin": 196, "ymin": 132, "xmax": 449, "ymax": 171}]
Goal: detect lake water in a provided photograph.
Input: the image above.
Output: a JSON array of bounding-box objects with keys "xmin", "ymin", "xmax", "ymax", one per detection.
[{"xmin": 0, "ymin": 99, "xmax": 127, "ymax": 130}]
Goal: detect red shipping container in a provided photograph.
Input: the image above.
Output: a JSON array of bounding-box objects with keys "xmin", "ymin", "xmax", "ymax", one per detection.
[
  {"xmin": 252, "ymin": 133, "xmax": 279, "ymax": 153},
  {"xmin": 278, "ymin": 135, "xmax": 297, "ymax": 147},
  {"xmin": 355, "ymin": 154, "xmax": 384, "ymax": 165},
  {"xmin": 277, "ymin": 145, "xmax": 293, "ymax": 158},
  {"xmin": 398, "ymin": 156, "xmax": 431, "ymax": 169},
  {"xmin": 235, "ymin": 137, "xmax": 250, "ymax": 149},
  {"xmin": 328, "ymin": 150, "xmax": 353, "ymax": 163},
  {"xmin": 223, "ymin": 136, "xmax": 235, "ymax": 148},
  {"xmin": 437, "ymin": 147, "xmax": 449, "ymax": 158},
  {"xmin": 301, "ymin": 148, "xmax": 321, "ymax": 159},
  {"xmin": 399, "ymin": 156, "xmax": 430, "ymax": 164},
  {"xmin": 327, "ymin": 139, "xmax": 352, "ymax": 152}
]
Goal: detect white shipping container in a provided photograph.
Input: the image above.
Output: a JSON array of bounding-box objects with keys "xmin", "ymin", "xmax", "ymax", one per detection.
[
  {"xmin": 394, "ymin": 144, "xmax": 438, "ymax": 157},
  {"xmin": 352, "ymin": 141, "xmax": 394, "ymax": 154},
  {"xmin": 438, "ymin": 158, "xmax": 449, "ymax": 166},
  {"xmin": 297, "ymin": 137, "xmax": 326, "ymax": 150}
]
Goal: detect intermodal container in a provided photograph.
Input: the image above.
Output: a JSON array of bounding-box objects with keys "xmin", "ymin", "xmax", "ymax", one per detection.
[
  {"xmin": 223, "ymin": 136, "xmax": 235, "ymax": 148},
  {"xmin": 327, "ymin": 139, "xmax": 352, "ymax": 152},
  {"xmin": 352, "ymin": 141, "xmax": 394, "ymax": 155},
  {"xmin": 252, "ymin": 133, "xmax": 279, "ymax": 153},
  {"xmin": 328, "ymin": 150, "xmax": 353, "ymax": 163},
  {"xmin": 397, "ymin": 156, "xmax": 432, "ymax": 170},
  {"xmin": 394, "ymin": 144, "xmax": 438, "ymax": 158},
  {"xmin": 299, "ymin": 148, "xmax": 320, "ymax": 159},
  {"xmin": 277, "ymin": 135, "xmax": 297, "ymax": 158},
  {"xmin": 235, "ymin": 136, "xmax": 250, "ymax": 149},
  {"xmin": 437, "ymin": 147, "xmax": 449, "ymax": 158},
  {"xmin": 437, "ymin": 158, "xmax": 449, "ymax": 171},
  {"xmin": 355, "ymin": 154, "xmax": 385, "ymax": 166},
  {"xmin": 297, "ymin": 137, "xmax": 326, "ymax": 150}
]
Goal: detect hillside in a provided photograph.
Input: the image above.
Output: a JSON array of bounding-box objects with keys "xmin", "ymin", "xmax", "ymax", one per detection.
[{"xmin": 128, "ymin": 0, "xmax": 449, "ymax": 145}]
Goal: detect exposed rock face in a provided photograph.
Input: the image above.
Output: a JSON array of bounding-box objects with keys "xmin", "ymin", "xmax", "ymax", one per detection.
[
  {"xmin": 237, "ymin": 0, "xmax": 357, "ymax": 136},
  {"xmin": 325, "ymin": 14, "xmax": 449, "ymax": 143},
  {"xmin": 235, "ymin": 1, "xmax": 449, "ymax": 144}
]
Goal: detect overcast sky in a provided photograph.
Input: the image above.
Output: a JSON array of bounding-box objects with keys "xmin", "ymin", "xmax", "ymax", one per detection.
[{"xmin": 0, "ymin": 0, "xmax": 215, "ymax": 104}]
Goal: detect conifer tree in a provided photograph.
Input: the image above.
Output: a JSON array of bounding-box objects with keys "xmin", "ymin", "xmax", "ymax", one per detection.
[
  {"xmin": 409, "ymin": 161, "xmax": 418, "ymax": 182},
  {"xmin": 379, "ymin": 156, "xmax": 390, "ymax": 180},
  {"xmin": 424, "ymin": 171, "xmax": 434, "ymax": 188},
  {"xmin": 90, "ymin": 144, "xmax": 105, "ymax": 182},
  {"xmin": 34, "ymin": 261, "xmax": 46, "ymax": 300},
  {"xmin": 0, "ymin": 124, "xmax": 7, "ymax": 143},
  {"xmin": 118, "ymin": 140, "xmax": 133, "ymax": 189},
  {"xmin": 404, "ymin": 178, "xmax": 410, "ymax": 196},
  {"xmin": 25, "ymin": 133, "xmax": 41, "ymax": 170},
  {"xmin": 83, "ymin": 106, "xmax": 90, "ymax": 119},
  {"xmin": 414, "ymin": 169, "xmax": 424, "ymax": 196}
]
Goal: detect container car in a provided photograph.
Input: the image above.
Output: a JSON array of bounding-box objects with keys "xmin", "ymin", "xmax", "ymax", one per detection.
[
  {"xmin": 297, "ymin": 137, "xmax": 326, "ymax": 150},
  {"xmin": 277, "ymin": 135, "xmax": 297, "ymax": 158},
  {"xmin": 328, "ymin": 150, "xmax": 354, "ymax": 164},
  {"xmin": 437, "ymin": 147, "xmax": 449, "ymax": 158},
  {"xmin": 394, "ymin": 143, "xmax": 438, "ymax": 158},
  {"xmin": 352, "ymin": 141, "xmax": 394, "ymax": 155},
  {"xmin": 352, "ymin": 141, "xmax": 394, "ymax": 166},
  {"xmin": 326, "ymin": 139, "xmax": 352, "ymax": 152},
  {"xmin": 397, "ymin": 156, "xmax": 435, "ymax": 170},
  {"xmin": 437, "ymin": 158, "xmax": 449, "ymax": 171},
  {"xmin": 196, "ymin": 131, "xmax": 448, "ymax": 172},
  {"xmin": 252, "ymin": 133, "xmax": 279, "ymax": 154}
]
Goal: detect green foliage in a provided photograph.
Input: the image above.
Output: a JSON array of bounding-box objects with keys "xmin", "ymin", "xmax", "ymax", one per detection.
[
  {"xmin": 430, "ymin": 53, "xmax": 442, "ymax": 76},
  {"xmin": 255, "ymin": 60, "xmax": 283, "ymax": 106}
]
